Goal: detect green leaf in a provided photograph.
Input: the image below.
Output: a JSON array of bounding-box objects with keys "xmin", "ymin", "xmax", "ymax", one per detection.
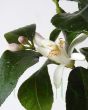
[
  {"xmin": 73, "ymin": 48, "xmax": 78, "ymax": 53},
  {"xmin": 0, "ymin": 50, "xmax": 39, "ymax": 105},
  {"xmin": 68, "ymin": 33, "xmax": 88, "ymax": 56},
  {"xmin": 79, "ymin": 1, "xmax": 88, "ymax": 9},
  {"xmin": 49, "ymin": 29, "xmax": 61, "ymax": 41},
  {"xmin": 65, "ymin": 31, "xmax": 79, "ymax": 45},
  {"xmin": 4, "ymin": 24, "xmax": 36, "ymax": 44},
  {"xmin": 66, "ymin": 67, "xmax": 88, "ymax": 110},
  {"xmin": 51, "ymin": 1, "xmax": 88, "ymax": 32},
  {"xmin": 18, "ymin": 65, "xmax": 53, "ymax": 110},
  {"xmin": 51, "ymin": 11, "xmax": 88, "ymax": 32},
  {"xmin": 80, "ymin": 47, "xmax": 88, "ymax": 61}
]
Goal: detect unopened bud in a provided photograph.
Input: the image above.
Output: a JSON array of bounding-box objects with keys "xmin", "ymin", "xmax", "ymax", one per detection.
[
  {"xmin": 8, "ymin": 43, "xmax": 24, "ymax": 52},
  {"xmin": 18, "ymin": 36, "xmax": 28, "ymax": 44}
]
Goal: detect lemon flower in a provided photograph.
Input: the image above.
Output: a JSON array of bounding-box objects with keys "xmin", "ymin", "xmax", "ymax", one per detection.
[
  {"xmin": 7, "ymin": 32, "xmax": 88, "ymax": 88},
  {"xmin": 33, "ymin": 32, "xmax": 87, "ymax": 88}
]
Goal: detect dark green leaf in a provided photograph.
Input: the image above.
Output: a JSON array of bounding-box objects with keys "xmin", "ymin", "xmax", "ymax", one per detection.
[
  {"xmin": 70, "ymin": 0, "xmax": 88, "ymax": 2},
  {"xmin": 18, "ymin": 65, "xmax": 53, "ymax": 110},
  {"xmin": 51, "ymin": 4, "xmax": 88, "ymax": 33},
  {"xmin": 80, "ymin": 5, "xmax": 88, "ymax": 23},
  {"xmin": 80, "ymin": 47, "xmax": 88, "ymax": 61},
  {"xmin": 66, "ymin": 67, "xmax": 88, "ymax": 110},
  {"xmin": 73, "ymin": 48, "xmax": 78, "ymax": 53},
  {"xmin": 51, "ymin": 10, "xmax": 88, "ymax": 32},
  {"xmin": 65, "ymin": 31, "xmax": 79, "ymax": 45},
  {"xmin": 0, "ymin": 50, "xmax": 39, "ymax": 105},
  {"xmin": 52, "ymin": 0, "xmax": 88, "ymax": 33},
  {"xmin": 4, "ymin": 24, "xmax": 36, "ymax": 44},
  {"xmin": 49, "ymin": 29, "xmax": 61, "ymax": 41}
]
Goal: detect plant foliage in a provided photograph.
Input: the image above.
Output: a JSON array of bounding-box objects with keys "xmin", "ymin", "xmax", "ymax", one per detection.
[{"xmin": 0, "ymin": 0, "xmax": 88, "ymax": 110}]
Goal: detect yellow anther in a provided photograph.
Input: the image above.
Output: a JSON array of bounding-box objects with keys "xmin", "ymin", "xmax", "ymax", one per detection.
[{"xmin": 58, "ymin": 38, "xmax": 65, "ymax": 48}]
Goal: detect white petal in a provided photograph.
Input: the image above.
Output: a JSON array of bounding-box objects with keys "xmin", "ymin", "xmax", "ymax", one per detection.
[
  {"xmin": 34, "ymin": 32, "xmax": 72, "ymax": 66},
  {"xmin": 33, "ymin": 32, "xmax": 44, "ymax": 47},
  {"xmin": 34, "ymin": 32, "xmax": 56, "ymax": 49},
  {"xmin": 53, "ymin": 65, "xmax": 65, "ymax": 88},
  {"xmin": 36, "ymin": 46, "xmax": 50, "ymax": 57},
  {"xmin": 68, "ymin": 33, "xmax": 88, "ymax": 56},
  {"xmin": 71, "ymin": 53, "xmax": 85, "ymax": 60},
  {"xmin": 49, "ymin": 54, "xmax": 70, "ymax": 65}
]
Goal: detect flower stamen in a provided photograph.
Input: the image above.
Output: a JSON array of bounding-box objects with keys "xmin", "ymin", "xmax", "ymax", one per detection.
[
  {"xmin": 59, "ymin": 38, "xmax": 65, "ymax": 48},
  {"xmin": 48, "ymin": 45, "xmax": 61, "ymax": 57}
]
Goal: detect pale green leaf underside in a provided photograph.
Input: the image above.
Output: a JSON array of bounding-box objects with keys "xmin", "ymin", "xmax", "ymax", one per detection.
[{"xmin": 68, "ymin": 33, "xmax": 88, "ymax": 56}]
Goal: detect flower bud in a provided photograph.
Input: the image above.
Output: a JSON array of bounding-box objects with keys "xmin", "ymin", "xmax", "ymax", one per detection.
[
  {"xmin": 18, "ymin": 36, "xmax": 28, "ymax": 44},
  {"xmin": 8, "ymin": 43, "xmax": 24, "ymax": 52}
]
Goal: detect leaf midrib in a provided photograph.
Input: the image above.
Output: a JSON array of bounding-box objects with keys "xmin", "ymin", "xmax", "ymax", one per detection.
[{"xmin": 35, "ymin": 77, "xmax": 42, "ymax": 110}]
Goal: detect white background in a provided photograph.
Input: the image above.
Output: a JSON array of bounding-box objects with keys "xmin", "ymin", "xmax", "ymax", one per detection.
[{"xmin": 0, "ymin": 0, "xmax": 87, "ymax": 110}]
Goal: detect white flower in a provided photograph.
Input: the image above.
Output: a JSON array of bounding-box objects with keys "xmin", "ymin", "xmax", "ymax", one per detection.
[
  {"xmin": 33, "ymin": 32, "xmax": 88, "ymax": 88},
  {"xmin": 34, "ymin": 33, "xmax": 71, "ymax": 66},
  {"xmin": 34, "ymin": 33, "xmax": 86, "ymax": 66}
]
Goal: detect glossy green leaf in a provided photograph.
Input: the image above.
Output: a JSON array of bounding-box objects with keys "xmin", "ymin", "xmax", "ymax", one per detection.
[
  {"xmin": 4, "ymin": 24, "xmax": 36, "ymax": 44},
  {"xmin": 66, "ymin": 67, "xmax": 88, "ymax": 110},
  {"xmin": 65, "ymin": 31, "xmax": 79, "ymax": 45},
  {"xmin": 80, "ymin": 47, "xmax": 88, "ymax": 61},
  {"xmin": 0, "ymin": 50, "xmax": 39, "ymax": 105},
  {"xmin": 18, "ymin": 65, "xmax": 53, "ymax": 110},
  {"xmin": 49, "ymin": 29, "xmax": 61, "ymax": 41},
  {"xmin": 51, "ymin": 4, "xmax": 88, "ymax": 32}
]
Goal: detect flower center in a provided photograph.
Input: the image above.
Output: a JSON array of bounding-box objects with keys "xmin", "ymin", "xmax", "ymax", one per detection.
[
  {"xmin": 48, "ymin": 45, "xmax": 61, "ymax": 57},
  {"xmin": 48, "ymin": 38, "xmax": 65, "ymax": 57}
]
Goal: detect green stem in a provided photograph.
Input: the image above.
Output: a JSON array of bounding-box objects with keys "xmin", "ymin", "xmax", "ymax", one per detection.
[{"xmin": 53, "ymin": 0, "xmax": 61, "ymax": 14}]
